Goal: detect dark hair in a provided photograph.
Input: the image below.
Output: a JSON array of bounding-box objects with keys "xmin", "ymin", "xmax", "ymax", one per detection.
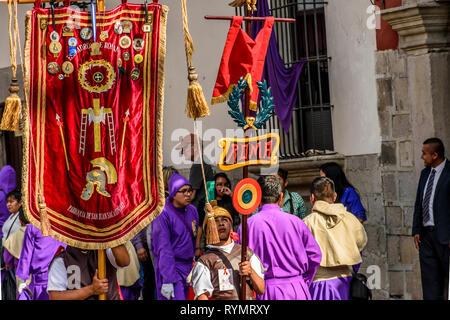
[
  {"xmin": 214, "ymin": 173, "xmax": 232, "ymax": 189},
  {"xmin": 257, "ymin": 175, "xmax": 282, "ymax": 204},
  {"xmin": 277, "ymin": 168, "xmax": 288, "ymax": 181},
  {"xmin": 6, "ymin": 189, "xmax": 22, "ymax": 202},
  {"xmin": 18, "ymin": 207, "xmax": 29, "ymax": 225},
  {"xmin": 319, "ymin": 162, "xmax": 354, "ymax": 202},
  {"xmin": 310, "ymin": 177, "xmax": 335, "ymax": 201},
  {"xmin": 423, "ymin": 137, "xmax": 445, "ymax": 159}
]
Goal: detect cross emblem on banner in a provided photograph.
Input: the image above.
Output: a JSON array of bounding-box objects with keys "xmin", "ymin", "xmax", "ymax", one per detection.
[
  {"xmin": 93, "ymin": 72, "xmax": 104, "ymax": 83},
  {"xmin": 79, "ymin": 98, "xmax": 116, "ymax": 155}
]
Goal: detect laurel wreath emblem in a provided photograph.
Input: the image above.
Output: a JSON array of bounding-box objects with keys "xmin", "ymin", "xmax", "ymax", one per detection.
[{"xmin": 227, "ymin": 76, "xmax": 275, "ymax": 130}]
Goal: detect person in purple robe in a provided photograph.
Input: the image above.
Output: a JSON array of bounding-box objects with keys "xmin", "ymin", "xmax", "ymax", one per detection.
[
  {"xmin": 150, "ymin": 173, "xmax": 199, "ymax": 300},
  {"xmin": 304, "ymin": 177, "xmax": 367, "ymax": 300},
  {"xmin": 15, "ymin": 224, "xmax": 67, "ymax": 300},
  {"xmin": 238, "ymin": 175, "xmax": 322, "ymax": 300},
  {"xmin": 0, "ymin": 165, "xmax": 16, "ymax": 243}
]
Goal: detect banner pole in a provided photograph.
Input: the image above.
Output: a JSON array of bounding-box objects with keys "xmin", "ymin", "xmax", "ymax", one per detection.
[
  {"xmin": 98, "ymin": 249, "xmax": 106, "ymax": 300},
  {"xmin": 97, "ymin": 0, "xmax": 104, "ymax": 12},
  {"xmin": 239, "ymin": 5, "xmax": 253, "ymax": 301}
]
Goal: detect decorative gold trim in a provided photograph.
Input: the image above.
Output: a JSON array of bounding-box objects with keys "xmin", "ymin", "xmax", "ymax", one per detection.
[
  {"xmin": 22, "ymin": 11, "xmax": 32, "ymax": 231},
  {"xmin": 218, "ymin": 133, "xmax": 280, "ymax": 171},
  {"xmin": 210, "ymin": 73, "xmax": 254, "ymax": 106},
  {"xmin": 78, "ymin": 60, "xmax": 115, "ymax": 93}
]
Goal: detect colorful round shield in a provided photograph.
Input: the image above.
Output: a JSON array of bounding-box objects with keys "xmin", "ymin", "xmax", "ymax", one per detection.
[{"xmin": 232, "ymin": 178, "xmax": 262, "ymax": 215}]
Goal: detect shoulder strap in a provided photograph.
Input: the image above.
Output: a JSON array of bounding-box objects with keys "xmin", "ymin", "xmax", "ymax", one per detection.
[
  {"xmin": 5, "ymin": 214, "xmax": 19, "ymax": 240},
  {"xmin": 289, "ymin": 195, "xmax": 294, "ymax": 214}
]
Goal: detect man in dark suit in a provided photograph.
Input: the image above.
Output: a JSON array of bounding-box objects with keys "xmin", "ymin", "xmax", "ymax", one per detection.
[{"xmin": 413, "ymin": 137, "xmax": 450, "ymax": 300}]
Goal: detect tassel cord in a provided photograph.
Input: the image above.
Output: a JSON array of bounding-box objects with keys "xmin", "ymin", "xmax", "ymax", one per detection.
[
  {"xmin": 180, "ymin": 0, "xmax": 194, "ymax": 71},
  {"xmin": 7, "ymin": 0, "xmax": 49, "ymax": 234}
]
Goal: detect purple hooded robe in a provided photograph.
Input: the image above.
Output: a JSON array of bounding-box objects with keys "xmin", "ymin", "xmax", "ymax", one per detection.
[
  {"xmin": 0, "ymin": 165, "xmax": 16, "ymax": 240},
  {"xmin": 15, "ymin": 224, "xmax": 66, "ymax": 300},
  {"xmin": 239, "ymin": 204, "xmax": 322, "ymax": 300},
  {"xmin": 150, "ymin": 173, "xmax": 199, "ymax": 300}
]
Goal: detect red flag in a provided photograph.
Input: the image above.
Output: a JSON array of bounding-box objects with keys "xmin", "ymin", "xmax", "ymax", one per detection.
[{"xmin": 211, "ymin": 16, "xmax": 274, "ymax": 112}]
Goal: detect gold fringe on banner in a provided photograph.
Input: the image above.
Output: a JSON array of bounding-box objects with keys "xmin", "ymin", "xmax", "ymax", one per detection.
[
  {"xmin": 180, "ymin": 0, "xmax": 209, "ymax": 119},
  {"xmin": 1, "ymin": 0, "xmax": 22, "ymax": 131}
]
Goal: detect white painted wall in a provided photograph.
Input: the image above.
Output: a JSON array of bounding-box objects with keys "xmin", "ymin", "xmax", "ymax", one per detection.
[
  {"xmin": 325, "ymin": 0, "xmax": 381, "ymax": 156},
  {"xmin": 0, "ymin": 4, "xmax": 33, "ymax": 69},
  {"xmin": 0, "ymin": 0, "xmax": 382, "ymax": 162}
]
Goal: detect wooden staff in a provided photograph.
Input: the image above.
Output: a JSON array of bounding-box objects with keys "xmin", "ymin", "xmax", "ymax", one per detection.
[
  {"xmin": 95, "ymin": 0, "xmax": 105, "ymax": 300},
  {"xmin": 239, "ymin": 6, "xmax": 252, "ymax": 301},
  {"xmin": 205, "ymin": 8, "xmax": 295, "ymax": 300},
  {"xmin": 98, "ymin": 249, "xmax": 106, "ymax": 300}
]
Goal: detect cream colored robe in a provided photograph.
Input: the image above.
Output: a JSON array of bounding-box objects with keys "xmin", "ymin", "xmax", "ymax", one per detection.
[
  {"xmin": 303, "ymin": 201, "xmax": 368, "ymax": 281},
  {"xmin": 116, "ymin": 241, "xmax": 141, "ymax": 287}
]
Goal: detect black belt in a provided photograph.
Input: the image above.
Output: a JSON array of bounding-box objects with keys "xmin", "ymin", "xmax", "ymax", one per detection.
[{"xmin": 423, "ymin": 226, "xmax": 435, "ymax": 232}]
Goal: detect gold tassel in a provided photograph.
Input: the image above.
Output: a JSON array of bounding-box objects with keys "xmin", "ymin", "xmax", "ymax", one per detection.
[
  {"xmin": 186, "ymin": 66, "xmax": 210, "ymax": 119},
  {"xmin": 38, "ymin": 193, "xmax": 51, "ymax": 236},
  {"xmin": 2, "ymin": 0, "xmax": 22, "ymax": 132},
  {"xmin": 205, "ymin": 211, "xmax": 220, "ymax": 245},
  {"xmin": 181, "ymin": 0, "xmax": 210, "ymax": 120},
  {"xmin": 0, "ymin": 79, "xmax": 22, "ymax": 131}
]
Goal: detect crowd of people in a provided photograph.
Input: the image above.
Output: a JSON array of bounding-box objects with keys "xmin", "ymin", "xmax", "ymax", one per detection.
[
  {"xmin": 0, "ymin": 156, "xmax": 368, "ymax": 301},
  {"xmin": 0, "ymin": 136, "xmax": 447, "ymax": 300}
]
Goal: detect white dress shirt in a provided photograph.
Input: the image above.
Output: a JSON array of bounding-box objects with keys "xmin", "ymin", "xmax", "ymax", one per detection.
[{"xmin": 422, "ymin": 159, "xmax": 447, "ymax": 227}]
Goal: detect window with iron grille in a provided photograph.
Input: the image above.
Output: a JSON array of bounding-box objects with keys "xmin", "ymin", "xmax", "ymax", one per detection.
[{"xmin": 238, "ymin": 0, "xmax": 334, "ymax": 159}]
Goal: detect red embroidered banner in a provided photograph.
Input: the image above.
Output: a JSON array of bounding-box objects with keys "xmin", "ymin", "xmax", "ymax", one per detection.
[{"xmin": 22, "ymin": 2, "xmax": 167, "ymax": 249}]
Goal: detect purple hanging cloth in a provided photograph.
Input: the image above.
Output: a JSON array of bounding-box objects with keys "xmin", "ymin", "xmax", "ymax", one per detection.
[{"xmin": 251, "ymin": 0, "xmax": 306, "ymax": 134}]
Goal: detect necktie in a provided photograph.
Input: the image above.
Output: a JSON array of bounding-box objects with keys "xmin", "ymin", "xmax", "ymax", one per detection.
[{"xmin": 422, "ymin": 169, "xmax": 436, "ymax": 225}]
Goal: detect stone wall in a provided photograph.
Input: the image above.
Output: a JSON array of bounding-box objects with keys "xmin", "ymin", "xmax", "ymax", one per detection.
[
  {"xmin": 373, "ymin": 49, "xmax": 421, "ymax": 299},
  {"xmin": 344, "ymin": 154, "xmax": 390, "ymax": 299},
  {"xmin": 378, "ymin": 0, "xmax": 450, "ymax": 299}
]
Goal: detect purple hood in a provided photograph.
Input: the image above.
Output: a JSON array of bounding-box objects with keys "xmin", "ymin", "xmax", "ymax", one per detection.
[
  {"xmin": 168, "ymin": 173, "xmax": 191, "ymax": 201},
  {"xmin": 0, "ymin": 165, "xmax": 16, "ymax": 195}
]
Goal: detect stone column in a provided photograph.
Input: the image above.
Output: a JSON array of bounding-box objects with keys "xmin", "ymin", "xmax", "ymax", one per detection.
[
  {"xmin": 380, "ymin": 0, "xmax": 450, "ymax": 299},
  {"xmin": 382, "ymin": 1, "xmax": 450, "ymax": 175}
]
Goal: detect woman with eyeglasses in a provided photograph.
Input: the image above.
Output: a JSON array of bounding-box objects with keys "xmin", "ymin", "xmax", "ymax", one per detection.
[{"xmin": 150, "ymin": 173, "xmax": 199, "ymax": 300}]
